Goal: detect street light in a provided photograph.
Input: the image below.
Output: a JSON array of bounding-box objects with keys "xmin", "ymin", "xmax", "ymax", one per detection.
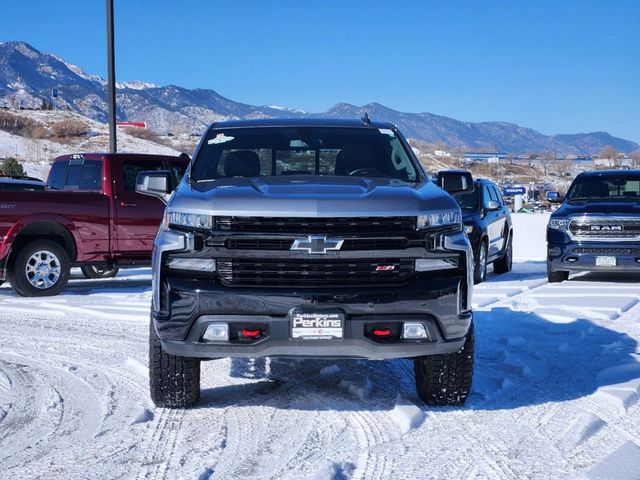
[{"xmin": 106, "ymin": 0, "xmax": 117, "ymax": 153}]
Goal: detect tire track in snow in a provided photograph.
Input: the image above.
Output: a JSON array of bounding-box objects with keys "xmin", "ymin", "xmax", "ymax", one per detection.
[{"xmin": 136, "ymin": 408, "xmax": 185, "ymax": 479}]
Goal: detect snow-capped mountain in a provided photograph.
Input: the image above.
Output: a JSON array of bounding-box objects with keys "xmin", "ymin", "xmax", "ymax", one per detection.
[{"xmin": 1, "ymin": 41, "xmax": 637, "ymax": 155}]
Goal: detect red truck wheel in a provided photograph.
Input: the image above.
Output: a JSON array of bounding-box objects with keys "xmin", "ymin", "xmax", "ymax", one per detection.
[
  {"xmin": 8, "ymin": 240, "xmax": 71, "ymax": 297},
  {"xmin": 81, "ymin": 265, "xmax": 120, "ymax": 279}
]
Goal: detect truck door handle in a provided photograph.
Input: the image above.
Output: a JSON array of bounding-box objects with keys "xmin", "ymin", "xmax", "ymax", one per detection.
[{"xmin": 120, "ymin": 202, "xmax": 137, "ymax": 207}]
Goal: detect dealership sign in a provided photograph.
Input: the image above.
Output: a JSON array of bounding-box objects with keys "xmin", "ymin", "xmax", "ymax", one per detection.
[{"xmin": 503, "ymin": 186, "xmax": 526, "ymax": 196}]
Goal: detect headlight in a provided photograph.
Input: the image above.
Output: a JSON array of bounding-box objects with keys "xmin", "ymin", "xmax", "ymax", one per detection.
[
  {"xmin": 417, "ymin": 210, "xmax": 462, "ymax": 230},
  {"xmin": 168, "ymin": 210, "xmax": 212, "ymax": 229},
  {"xmin": 548, "ymin": 218, "xmax": 569, "ymax": 231},
  {"xmin": 464, "ymin": 225, "xmax": 474, "ymax": 234}
]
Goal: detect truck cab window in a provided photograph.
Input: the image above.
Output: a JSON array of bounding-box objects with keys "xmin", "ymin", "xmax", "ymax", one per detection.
[
  {"xmin": 122, "ymin": 160, "xmax": 164, "ymax": 192},
  {"xmin": 65, "ymin": 160, "xmax": 103, "ymax": 191},
  {"xmin": 47, "ymin": 160, "xmax": 69, "ymax": 190}
]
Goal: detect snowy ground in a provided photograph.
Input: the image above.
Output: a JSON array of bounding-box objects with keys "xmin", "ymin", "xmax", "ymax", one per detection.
[{"xmin": 1, "ymin": 213, "xmax": 639, "ymax": 479}]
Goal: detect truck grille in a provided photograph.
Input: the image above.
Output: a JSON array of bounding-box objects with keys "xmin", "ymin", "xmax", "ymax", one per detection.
[
  {"xmin": 216, "ymin": 257, "xmax": 414, "ymax": 287},
  {"xmin": 569, "ymin": 217, "xmax": 640, "ymax": 241},
  {"xmin": 216, "ymin": 216, "xmax": 417, "ymax": 235},
  {"xmin": 573, "ymin": 247, "xmax": 640, "ymax": 255},
  {"xmin": 224, "ymin": 237, "xmax": 411, "ymax": 251}
]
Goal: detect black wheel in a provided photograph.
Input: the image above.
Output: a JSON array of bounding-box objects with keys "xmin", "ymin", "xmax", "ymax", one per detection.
[
  {"xmin": 547, "ymin": 263, "xmax": 569, "ymax": 283},
  {"xmin": 493, "ymin": 234, "xmax": 513, "ymax": 274},
  {"xmin": 8, "ymin": 240, "xmax": 70, "ymax": 297},
  {"xmin": 81, "ymin": 265, "xmax": 119, "ymax": 279},
  {"xmin": 149, "ymin": 320, "xmax": 201, "ymax": 408},
  {"xmin": 473, "ymin": 240, "xmax": 488, "ymax": 284},
  {"xmin": 414, "ymin": 322, "xmax": 474, "ymax": 406}
]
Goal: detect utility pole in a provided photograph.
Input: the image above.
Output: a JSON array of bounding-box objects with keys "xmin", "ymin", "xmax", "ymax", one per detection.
[{"xmin": 106, "ymin": 0, "xmax": 117, "ymax": 152}]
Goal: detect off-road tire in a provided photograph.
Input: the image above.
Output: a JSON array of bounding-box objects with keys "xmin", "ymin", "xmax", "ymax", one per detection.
[
  {"xmin": 473, "ymin": 241, "xmax": 488, "ymax": 284},
  {"xmin": 9, "ymin": 240, "xmax": 70, "ymax": 297},
  {"xmin": 547, "ymin": 263, "xmax": 569, "ymax": 283},
  {"xmin": 81, "ymin": 265, "xmax": 120, "ymax": 279},
  {"xmin": 149, "ymin": 320, "xmax": 201, "ymax": 408},
  {"xmin": 493, "ymin": 235, "xmax": 513, "ymax": 274},
  {"xmin": 414, "ymin": 322, "xmax": 474, "ymax": 406}
]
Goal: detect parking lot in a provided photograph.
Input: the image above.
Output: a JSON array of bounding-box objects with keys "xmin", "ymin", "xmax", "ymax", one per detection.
[{"xmin": 1, "ymin": 213, "xmax": 639, "ymax": 479}]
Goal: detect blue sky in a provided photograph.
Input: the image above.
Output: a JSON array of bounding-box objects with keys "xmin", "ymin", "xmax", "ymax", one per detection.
[{"xmin": 1, "ymin": 0, "xmax": 638, "ymax": 142}]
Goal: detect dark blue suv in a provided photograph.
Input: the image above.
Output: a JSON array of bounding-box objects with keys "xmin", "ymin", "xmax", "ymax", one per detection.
[
  {"xmin": 454, "ymin": 178, "xmax": 513, "ymax": 283},
  {"xmin": 547, "ymin": 169, "xmax": 640, "ymax": 282}
]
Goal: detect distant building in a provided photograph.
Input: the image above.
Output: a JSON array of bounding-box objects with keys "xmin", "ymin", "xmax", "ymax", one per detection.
[
  {"xmin": 116, "ymin": 121, "xmax": 147, "ymax": 129},
  {"xmin": 434, "ymin": 150, "xmax": 451, "ymax": 157},
  {"xmin": 463, "ymin": 152, "xmax": 508, "ymax": 163}
]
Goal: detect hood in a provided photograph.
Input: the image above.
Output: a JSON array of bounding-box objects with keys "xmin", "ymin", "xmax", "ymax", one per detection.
[
  {"xmin": 169, "ymin": 176, "xmax": 459, "ymax": 217},
  {"xmin": 553, "ymin": 199, "xmax": 640, "ymax": 218}
]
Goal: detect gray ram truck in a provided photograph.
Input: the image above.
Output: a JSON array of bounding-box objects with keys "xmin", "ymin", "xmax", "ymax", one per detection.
[{"xmin": 136, "ymin": 118, "xmax": 475, "ymax": 408}]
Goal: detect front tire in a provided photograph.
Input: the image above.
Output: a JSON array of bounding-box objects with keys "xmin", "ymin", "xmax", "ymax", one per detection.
[
  {"xmin": 149, "ymin": 320, "xmax": 201, "ymax": 408},
  {"xmin": 414, "ymin": 322, "xmax": 474, "ymax": 406},
  {"xmin": 493, "ymin": 235, "xmax": 513, "ymax": 274},
  {"xmin": 81, "ymin": 265, "xmax": 119, "ymax": 279},
  {"xmin": 8, "ymin": 240, "xmax": 70, "ymax": 297},
  {"xmin": 474, "ymin": 241, "xmax": 488, "ymax": 284},
  {"xmin": 547, "ymin": 263, "xmax": 569, "ymax": 283}
]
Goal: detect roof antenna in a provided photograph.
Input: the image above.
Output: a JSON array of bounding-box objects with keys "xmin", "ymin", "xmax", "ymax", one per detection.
[{"xmin": 361, "ymin": 111, "xmax": 371, "ymax": 126}]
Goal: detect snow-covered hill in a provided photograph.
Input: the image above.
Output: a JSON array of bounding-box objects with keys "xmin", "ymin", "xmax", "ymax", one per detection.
[
  {"xmin": 0, "ymin": 110, "xmax": 180, "ymax": 179},
  {"xmin": 1, "ymin": 213, "xmax": 640, "ymax": 479}
]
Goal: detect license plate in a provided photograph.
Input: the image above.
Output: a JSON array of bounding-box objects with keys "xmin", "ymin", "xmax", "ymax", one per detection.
[
  {"xmin": 596, "ymin": 256, "xmax": 617, "ymax": 267},
  {"xmin": 290, "ymin": 311, "xmax": 344, "ymax": 340}
]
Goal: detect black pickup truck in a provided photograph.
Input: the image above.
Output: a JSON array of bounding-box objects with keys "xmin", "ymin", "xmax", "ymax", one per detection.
[
  {"xmin": 547, "ymin": 169, "xmax": 640, "ymax": 282},
  {"xmin": 136, "ymin": 118, "xmax": 475, "ymax": 408}
]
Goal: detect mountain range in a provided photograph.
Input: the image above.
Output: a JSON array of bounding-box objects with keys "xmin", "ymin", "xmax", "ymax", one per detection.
[{"xmin": 1, "ymin": 41, "xmax": 637, "ymax": 156}]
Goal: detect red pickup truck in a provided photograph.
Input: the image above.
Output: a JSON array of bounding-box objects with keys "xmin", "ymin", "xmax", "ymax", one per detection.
[{"xmin": 0, "ymin": 152, "xmax": 188, "ymax": 296}]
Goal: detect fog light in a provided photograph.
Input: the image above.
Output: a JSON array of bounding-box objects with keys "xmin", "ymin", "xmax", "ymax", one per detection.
[
  {"xmin": 464, "ymin": 225, "xmax": 474, "ymax": 234},
  {"xmin": 403, "ymin": 322, "xmax": 428, "ymax": 339},
  {"xmin": 168, "ymin": 258, "xmax": 216, "ymax": 272},
  {"xmin": 548, "ymin": 247, "xmax": 562, "ymax": 256},
  {"xmin": 202, "ymin": 322, "xmax": 228, "ymax": 342}
]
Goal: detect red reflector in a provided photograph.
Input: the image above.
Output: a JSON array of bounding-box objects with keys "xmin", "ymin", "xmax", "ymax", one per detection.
[
  {"xmin": 241, "ymin": 329, "xmax": 261, "ymax": 338},
  {"xmin": 372, "ymin": 328, "xmax": 392, "ymax": 337},
  {"xmin": 376, "ymin": 265, "xmax": 396, "ymax": 272}
]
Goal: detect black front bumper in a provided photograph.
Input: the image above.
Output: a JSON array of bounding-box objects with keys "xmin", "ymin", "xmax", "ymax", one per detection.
[
  {"xmin": 547, "ymin": 241, "xmax": 640, "ymax": 273},
  {"xmin": 153, "ymin": 274, "xmax": 472, "ymax": 360}
]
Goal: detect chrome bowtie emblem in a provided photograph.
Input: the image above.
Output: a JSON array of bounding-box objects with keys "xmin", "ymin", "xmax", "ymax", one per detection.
[{"xmin": 290, "ymin": 235, "xmax": 344, "ymax": 254}]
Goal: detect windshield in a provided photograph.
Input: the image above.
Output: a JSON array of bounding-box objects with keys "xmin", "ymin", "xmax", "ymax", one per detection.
[
  {"xmin": 454, "ymin": 189, "xmax": 480, "ymax": 210},
  {"xmin": 566, "ymin": 173, "xmax": 640, "ymax": 201},
  {"xmin": 191, "ymin": 126, "xmax": 419, "ymax": 182}
]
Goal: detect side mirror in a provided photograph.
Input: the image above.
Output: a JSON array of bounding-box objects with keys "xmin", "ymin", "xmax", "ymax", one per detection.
[
  {"xmin": 135, "ymin": 170, "xmax": 172, "ymax": 203},
  {"xmin": 437, "ymin": 170, "xmax": 474, "ymax": 194},
  {"xmin": 546, "ymin": 191, "xmax": 563, "ymax": 203},
  {"xmin": 486, "ymin": 200, "xmax": 501, "ymax": 210}
]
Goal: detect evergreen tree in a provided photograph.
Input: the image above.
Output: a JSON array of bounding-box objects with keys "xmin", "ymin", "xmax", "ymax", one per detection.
[{"xmin": 0, "ymin": 157, "xmax": 25, "ymax": 177}]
